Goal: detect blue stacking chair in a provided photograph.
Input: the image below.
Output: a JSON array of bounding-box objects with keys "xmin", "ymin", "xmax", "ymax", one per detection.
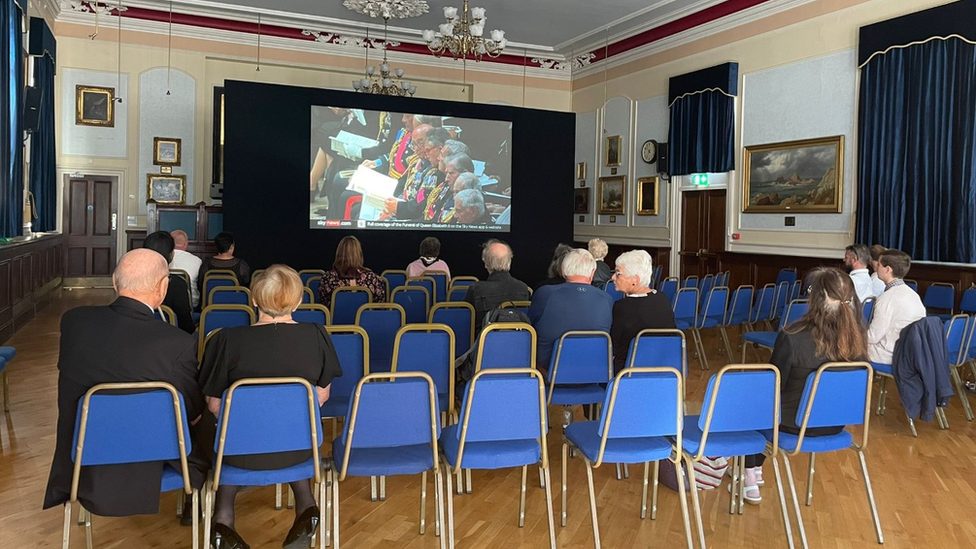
[
  {"xmin": 546, "ymin": 332, "xmax": 614, "ymax": 421},
  {"xmin": 430, "ymin": 302, "xmax": 475, "ymax": 358},
  {"xmin": 750, "ymin": 283, "xmax": 777, "ymax": 331},
  {"xmin": 331, "ymin": 287, "xmax": 372, "ymax": 326},
  {"xmin": 442, "ymin": 369, "xmax": 556, "ymax": 549},
  {"xmin": 682, "ymin": 275, "xmax": 699, "ymax": 288},
  {"xmin": 392, "ymin": 286, "xmax": 431, "ymax": 324},
  {"xmin": 650, "ymin": 265, "xmax": 663, "ymax": 290},
  {"xmin": 407, "ymin": 276, "xmax": 437, "ymax": 300},
  {"xmin": 499, "ymin": 300, "xmax": 531, "ymax": 316},
  {"xmin": 698, "ymin": 274, "xmax": 715, "ymax": 304},
  {"xmin": 299, "ymin": 269, "xmax": 325, "ymax": 287},
  {"xmin": 775, "ymin": 268, "xmax": 797, "ymax": 286},
  {"xmin": 203, "ymin": 275, "xmax": 237, "ymax": 307},
  {"xmin": 741, "ymin": 299, "xmax": 808, "ymax": 362},
  {"xmin": 474, "ymin": 323, "xmax": 536, "ymax": 372},
  {"xmin": 392, "ymin": 324, "xmax": 456, "ymax": 423},
  {"xmin": 692, "ymin": 286, "xmax": 729, "ymax": 371},
  {"xmin": 680, "ymin": 364, "xmax": 790, "ymax": 549},
  {"xmin": 209, "ymin": 286, "xmax": 251, "ymax": 306},
  {"xmin": 293, "ymin": 304, "xmax": 330, "ymax": 326},
  {"xmin": 0, "ymin": 346, "xmax": 12, "ymax": 412},
  {"xmin": 672, "ymin": 287, "xmax": 699, "ymax": 331},
  {"xmin": 448, "ymin": 287, "xmax": 469, "ymax": 301},
  {"xmin": 66, "ymin": 382, "xmax": 199, "ymax": 549},
  {"xmin": 659, "ymin": 277, "xmax": 679, "ymax": 306},
  {"xmin": 788, "ymin": 280, "xmax": 802, "ymax": 303},
  {"xmin": 723, "ymin": 286, "xmax": 754, "ymax": 360},
  {"xmin": 923, "ymin": 282, "xmax": 955, "ymax": 319},
  {"xmin": 766, "ymin": 362, "xmax": 883, "ymax": 546},
  {"xmin": 944, "ymin": 314, "xmax": 973, "ymax": 421},
  {"xmin": 604, "ymin": 280, "xmax": 625, "ymax": 302},
  {"xmin": 450, "ymin": 276, "xmax": 479, "ymax": 289},
  {"xmin": 197, "ymin": 305, "xmax": 255, "ymax": 361},
  {"xmin": 960, "ymin": 287, "xmax": 976, "ymax": 315},
  {"xmin": 905, "ymin": 279, "xmax": 919, "ymax": 293},
  {"xmin": 355, "ymin": 304, "xmax": 405, "ymax": 373},
  {"xmin": 381, "ymin": 270, "xmax": 409, "ymax": 296},
  {"xmin": 203, "ymin": 379, "xmax": 326, "ymax": 549},
  {"xmin": 306, "ymin": 277, "xmax": 322, "ymax": 302},
  {"xmin": 422, "ymin": 270, "xmax": 450, "ymax": 304},
  {"xmin": 159, "ymin": 305, "xmax": 178, "ymax": 327},
  {"xmin": 562, "ymin": 367, "xmax": 692, "ymax": 549},
  {"xmin": 772, "ymin": 280, "xmax": 792, "ymax": 324},
  {"xmin": 625, "ymin": 329, "xmax": 687, "ymax": 378},
  {"xmin": 302, "ymin": 288, "xmax": 316, "ymax": 304},
  {"xmin": 861, "ymin": 297, "xmax": 875, "ymax": 323},
  {"xmin": 330, "ymin": 372, "xmax": 445, "ymax": 549}
]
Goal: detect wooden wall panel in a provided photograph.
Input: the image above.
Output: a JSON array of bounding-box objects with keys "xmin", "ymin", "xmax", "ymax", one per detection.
[
  {"xmin": 11, "ymin": 257, "xmax": 22, "ymax": 303},
  {"xmin": 0, "ymin": 235, "xmax": 64, "ymax": 345}
]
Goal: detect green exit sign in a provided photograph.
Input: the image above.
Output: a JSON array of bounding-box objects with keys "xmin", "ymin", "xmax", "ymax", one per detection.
[{"xmin": 691, "ymin": 173, "xmax": 709, "ymax": 186}]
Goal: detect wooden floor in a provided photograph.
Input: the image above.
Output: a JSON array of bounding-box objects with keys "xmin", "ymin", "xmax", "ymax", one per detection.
[{"xmin": 2, "ymin": 289, "xmax": 976, "ymax": 548}]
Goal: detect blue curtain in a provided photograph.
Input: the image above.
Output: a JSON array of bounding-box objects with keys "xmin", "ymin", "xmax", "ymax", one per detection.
[
  {"xmin": 668, "ymin": 90, "xmax": 735, "ymax": 176},
  {"xmin": 1, "ymin": 0, "xmax": 25, "ymax": 238},
  {"xmin": 29, "ymin": 55, "xmax": 54, "ymax": 231},
  {"xmin": 856, "ymin": 38, "xmax": 976, "ymax": 263}
]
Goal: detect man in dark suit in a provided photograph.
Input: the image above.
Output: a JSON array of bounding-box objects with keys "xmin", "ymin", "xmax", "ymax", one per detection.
[{"xmin": 43, "ymin": 249, "xmax": 207, "ymax": 517}]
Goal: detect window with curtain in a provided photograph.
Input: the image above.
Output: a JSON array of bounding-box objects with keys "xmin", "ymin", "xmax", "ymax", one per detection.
[{"xmin": 667, "ymin": 63, "xmax": 738, "ymax": 177}]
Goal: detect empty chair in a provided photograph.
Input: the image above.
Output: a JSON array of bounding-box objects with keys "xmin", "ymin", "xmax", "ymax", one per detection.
[
  {"xmin": 682, "ymin": 275, "xmax": 699, "ymax": 288},
  {"xmin": 698, "ymin": 274, "xmax": 715, "ymax": 304},
  {"xmin": 960, "ymin": 287, "xmax": 976, "ymax": 314},
  {"xmin": 750, "ymin": 283, "xmax": 778, "ymax": 331},
  {"xmin": 302, "ymin": 287, "xmax": 315, "ymax": 304},
  {"xmin": 320, "ymin": 326, "xmax": 369, "ymax": 427},
  {"xmin": 475, "ymin": 323, "xmax": 536, "ymax": 372},
  {"xmin": 442, "ymin": 369, "xmax": 556, "ymax": 549},
  {"xmin": 775, "ymin": 268, "xmax": 798, "ymax": 286},
  {"xmin": 202, "ymin": 275, "xmax": 238, "ymax": 308},
  {"xmin": 723, "ymin": 286, "xmax": 755, "ymax": 360},
  {"xmin": 430, "ymin": 302, "xmax": 475, "ymax": 358},
  {"xmin": 448, "ymin": 286, "xmax": 469, "ymax": 302},
  {"xmin": 659, "ymin": 277, "xmax": 679, "ymax": 305},
  {"xmin": 330, "ymin": 287, "xmax": 372, "ymax": 326},
  {"xmin": 741, "ymin": 299, "xmax": 809, "ymax": 362},
  {"xmin": 293, "ymin": 304, "xmax": 330, "ymax": 326},
  {"xmin": 672, "ymin": 289, "xmax": 700, "ymax": 368},
  {"xmin": 604, "ymin": 280, "xmax": 625, "ymax": 302},
  {"xmin": 407, "ymin": 276, "xmax": 437, "ymax": 303},
  {"xmin": 625, "ymin": 329, "xmax": 688, "ymax": 377},
  {"xmin": 306, "ymin": 277, "xmax": 322, "ymax": 302},
  {"xmin": 923, "ymin": 282, "xmax": 955, "ymax": 319},
  {"xmin": 905, "ymin": 279, "xmax": 919, "ymax": 292},
  {"xmin": 355, "ymin": 304, "xmax": 406, "ymax": 373},
  {"xmin": 392, "ymin": 324, "xmax": 456, "ymax": 423},
  {"xmin": 944, "ymin": 314, "xmax": 972, "ymax": 421},
  {"xmin": 772, "ymin": 280, "xmax": 792, "ymax": 323},
  {"xmin": 381, "ymin": 270, "xmax": 409, "ymax": 295},
  {"xmin": 209, "ymin": 286, "xmax": 251, "ymax": 306},
  {"xmin": 650, "ymin": 265, "xmax": 663, "ymax": 290},
  {"xmin": 423, "ymin": 270, "xmax": 450, "ymax": 304},
  {"xmin": 392, "ymin": 286, "xmax": 431, "ymax": 324},
  {"xmin": 693, "ymin": 286, "xmax": 729, "ymax": 370},
  {"xmin": 788, "ymin": 280, "xmax": 802, "ymax": 303},
  {"xmin": 298, "ymin": 269, "xmax": 325, "ymax": 286},
  {"xmin": 546, "ymin": 332, "xmax": 614, "ymax": 421}
]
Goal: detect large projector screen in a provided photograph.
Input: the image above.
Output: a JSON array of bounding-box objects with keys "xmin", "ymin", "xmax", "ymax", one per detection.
[{"xmin": 310, "ymin": 106, "xmax": 511, "ymax": 232}]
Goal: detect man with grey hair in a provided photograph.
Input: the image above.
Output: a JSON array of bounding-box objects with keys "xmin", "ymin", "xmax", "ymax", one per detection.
[
  {"xmin": 170, "ymin": 229, "xmax": 202, "ymax": 308},
  {"xmin": 441, "ymin": 139, "xmax": 470, "ymax": 159},
  {"xmin": 529, "ymin": 248, "xmax": 614, "ymax": 370},
  {"xmin": 610, "ymin": 250, "xmax": 676, "ymax": 371},
  {"xmin": 588, "ymin": 238, "xmax": 613, "ymax": 288},
  {"xmin": 454, "ymin": 189, "xmax": 493, "ymax": 225},
  {"xmin": 463, "ymin": 239, "xmax": 531, "ymax": 334},
  {"xmin": 844, "ymin": 243, "xmax": 873, "ymax": 303},
  {"xmin": 44, "ymin": 249, "xmax": 207, "ymax": 520}
]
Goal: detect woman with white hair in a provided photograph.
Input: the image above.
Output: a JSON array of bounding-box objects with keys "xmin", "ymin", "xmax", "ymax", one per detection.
[
  {"xmin": 588, "ymin": 238, "xmax": 613, "ymax": 288},
  {"xmin": 609, "ymin": 250, "xmax": 676, "ymax": 371}
]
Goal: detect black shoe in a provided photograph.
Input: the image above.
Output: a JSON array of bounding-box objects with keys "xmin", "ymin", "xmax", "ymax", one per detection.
[
  {"xmin": 180, "ymin": 496, "xmax": 200, "ymax": 527},
  {"xmin": 212, "ymin": 523, "xmax": 250, "ymax": 549},
  {"xmin": 282, "ymin": 506, "xmax": 320, "ymax": 549}
]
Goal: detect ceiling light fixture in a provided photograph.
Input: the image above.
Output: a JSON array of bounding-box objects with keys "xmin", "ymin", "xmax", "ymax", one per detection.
[
  {"xmin": 422, "ymin": 0, "xmax": 506, "ymax": 62},
  {"xmin": 352, "ymin": 19, "xmax": 416, "ymax": 96}
]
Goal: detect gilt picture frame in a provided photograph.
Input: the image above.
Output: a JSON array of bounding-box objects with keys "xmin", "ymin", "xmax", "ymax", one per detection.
[
  {"xmin": 636, "ymin": 176, "xmax": 659, "ymax": 215},
  {"xmin": 605, "ymin": 135, "xmax": 622, "ymax": 167},
  {"xmin": 574, "ymin": 187, "xmax": 590, "ymax": 214},
  {"xmin": 598, "ymin": 176, "xmax": 626, "ymax": 215},
  {"xmin": 153, "ymin": 137, "xmax": 182, "ymax": 166},
  {"xmin": 742, "ymin": 135, "xmax": 844, "ymax": 213},
  {"xmin": 75, "ymin": 85, "xmax": 115, "ymax": 127},
  {"xmin": 147, "ymin": 174, "xmax": 186, "ymax": 204}
]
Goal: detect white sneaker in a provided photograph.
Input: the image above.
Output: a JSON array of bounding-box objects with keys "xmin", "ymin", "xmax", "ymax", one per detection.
[
  {"xmin": 562, "ymin": 408, "xmax": 573, "ymax": 427},
  {"xmin": 727, "ymin": 482, "xmax": 762, "ymax": 504},
  {"xmin": 754, "ymin": 468, "xmax": 764, "ymax": 486}
]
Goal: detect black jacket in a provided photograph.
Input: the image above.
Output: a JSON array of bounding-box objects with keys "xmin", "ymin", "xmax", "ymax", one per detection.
[
  {"xmin": 892, "ymin": 316, "xmax": 954, "ymax": 421},
  {"xmin": 43, "ymin": 297, "xmax": 206, "ymax": 516},
  {"xmin": 463, "ymin": 271, "xmax": 531, "ymax": 334}
]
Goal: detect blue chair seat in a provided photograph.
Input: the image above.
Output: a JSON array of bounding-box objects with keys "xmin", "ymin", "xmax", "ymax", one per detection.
[
  {"xmin": 320, "ymin": 397, "xmax": 350, "ymax": 419},
  {"xmin": 220, "ymin": 457, "xmax": 321, "ymax": 486},
  {"xmin": 760, "ymin": 429, "xmax": 853, "ymax": 453},
  {"xmin": 565, "ymin": 421, "xmax": 673, "ymax": 464},
  {"xmin": 160, "ymin": 464, "xmax": 185, "ymax": 492},
  {"xmin": 549, "ymin": 384, "xmax": 606, "ymax": 406},
  {"xmin": 0, "ymin": 357, "xmax": 5, "ymax": 373},
  {"xmin": 331, "ymin": 441, "xmax": 434, "ymax": 477},
  {"xmin": 441, "ymin": 425, "xmax": 541, "ymax": 469},
  {"xmin": 871, "ymin": 362, "xmax": 892, "ymax": 376},
  {"xmin": 674, "ymin": 318, "xmax": 694, "ymax": 330},
  {"xmin": 0, "ymin": 347, "xmax": 15, "ymax": 361},
  {"xmin": 696, "ymin": 316, "xmax": 723, "ymax": 329},
  {"xmin": 742, "ymin": 331, "xmax": 777, "ymax": 348},
  {"xmin": 928, "ymin": 313, "xmax": 953, "ymax": 321},
  {"xmin": 680, "ymin": 416, "xmax": 768, "ymax": 456}
]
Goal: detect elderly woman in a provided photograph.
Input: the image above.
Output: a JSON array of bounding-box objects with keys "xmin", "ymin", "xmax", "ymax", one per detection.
[
  {"xmin": 318, "ymin": 235, "xmax": 386, "ymax": 305},
  {"xmin": 609, "ymin": 250, "xmax": 676, "ymax": 372},
  {"xmin": 199, "ymin": 264, "xmax": 342, "ymax": 549},
  {"xmin": 588, "ymin": 238, "xmax": 613, "ymax": 288},
  {"xmin": 406, "ymin": 236, "xmax": 451, "ymax": 279},
  {"xmin": 534, "ymin": 243, "xmax": 573, "ymax": 291}
]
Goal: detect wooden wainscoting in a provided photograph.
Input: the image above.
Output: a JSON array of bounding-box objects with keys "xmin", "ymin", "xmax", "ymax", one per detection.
[{"xmin": 0, "ymin": 233, "xmax": 63, "ymax": 344}]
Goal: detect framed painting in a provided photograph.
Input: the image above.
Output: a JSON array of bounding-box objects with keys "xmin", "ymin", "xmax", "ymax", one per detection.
[
  {"xmin": 153, "ymin": 137, "xmax": 182, "ymax": 166},
  {"xmin": 75, "ymin": 85, "xmax": 115, "ymax": 127},
  {"xmin": 636, "ymin": 176, "xmax": 659, "ymax": 215},
  {"xmin": 743, "ymin": 135, "xmax": 844, "ymax": 213},
  {"xmin": 576, "ymin": 161, "xmax": 586, "ymax": 180},
  {"xmin": 598, "ymin": 176, "xmax": 626, "ymax": 215},
  {"xmin": 605, "ymin": 135, "xmax": 621, "ymax": 167},
  {"xmin": 574, "ymin": 187, "xmax": 590, "ymax": 214},
  {"xmin": 147, "ymin": 174, "xmax": 186, "ymax": 204}
]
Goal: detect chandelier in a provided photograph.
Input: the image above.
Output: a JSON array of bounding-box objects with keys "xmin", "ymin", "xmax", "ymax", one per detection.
[
  {"xmin": 352, "ymin": 20, "xmax": 417, "ymax": 96},
  {"xmin": 422, "ymin": 0, "xmax": 507, "ymax": 61},
  {"xmin": 342, "ymin": 0, "xmax": 428, "ymax": 19}
]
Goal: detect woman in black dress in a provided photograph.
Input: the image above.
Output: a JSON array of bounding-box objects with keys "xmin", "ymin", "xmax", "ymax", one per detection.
[
  {"xmin": 199, "ymin": 264, "xmax": 342, "ymax": 549},
  {"xmin": 741, "ymin": 266, "xmax": 867, "ymax": 504},
  {"xmin": 142, "ymin": 230, "xmax": 195, "ymax": 334},
  {"xmin": 197, "ymin": 232, "xmax": 252, "ymax": 295}
]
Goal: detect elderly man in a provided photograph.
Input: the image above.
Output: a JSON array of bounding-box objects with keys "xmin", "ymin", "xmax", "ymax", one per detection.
[
  {"xmin": 453, "ymin": 189, "xmax": 494, "ymax": 225},
  {"xmin": 529, "ymin": 248, "xmax": 614, "ymax": 369},
  {"xmin": 867, "ymin": 249, "xmax": 926, "ymax": 364},
  {"xmin": 170, "ymin": 229, "xmax": 202, "ymax": 308},
  {"xmin": 43, "ymin": 249, "xmax": 206, "ymax": 520},
  {"xmin": 463, "ymin": 239, "xmax": 531, "ymax": 334},
  {"xmin": 844, "ymin": 243, "xmax": 873, "ymax": 303}
]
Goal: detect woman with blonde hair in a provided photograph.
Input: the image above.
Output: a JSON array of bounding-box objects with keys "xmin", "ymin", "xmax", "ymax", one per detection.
[
  {"xmin": 318, "ymin": 235, "xmax": 387, "ymax": 305},
  {"xmin": 588, "ymin": 238, "xmax": 613, "ymax": 288},
  {"xmin": 740, "ymin": 266, "xmax": 867, "ymax": 504},
  {"xmin": 199, "ymin": 264, "xmax": 342, "ymax": 549}
]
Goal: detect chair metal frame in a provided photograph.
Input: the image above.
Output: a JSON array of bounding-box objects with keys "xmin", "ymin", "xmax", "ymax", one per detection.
[
  {"xmin": 391, "ymin": 323, "xmax": 457, "ymax": 424},
  {"xmin": 294, "ymin": 303, "xmax": 331, "ymax": 326},
  {"xmin": 170, "ymin": 269, "xmax": 193, "ymax": 307},
  {"xmin": 197, "ymin": 305, "xmax": 255, "ymax": 361},
  {"xmin": 545, "ymin": 331, "xmax": 614, "ymax": 408},
  {"xmin": 354, "ymin": 303, "xmax": 406, "ymax": 373},
  {"xmin": 381, "ymin": 269, "xmax": 410, "ymax": 295},
  {"xmin": 298, "ymin": 269, "xmax": 325, "ymax": 285},
  {"xmin": 159, "ymin": 305, "xmax": 178, "ymax": 327},
  {"xmin": 422, "ymin": 270, "xmax": 450, "ymax": 304},
  {"xmin": 250, "ymin": 268, "xmax": 265, "ymax": 281},
  {"xmin": 627, "ymin": 328, "xmax": 688, "ymax": 378},
  {"xmin": 723, "ymin": 285, "xmax": 755, "ymax": 358},
  {"xmin": 0, "ymin": 356, "xmax": 8, "ymax": 412},
  {"xmin": 692, "ymin": 285, "xmax": 730, "ymax": 371},
  {"xmin": 64, "ymin": 382, "xmax": 198, "ymax": 549},
  {"xmin": 201, "ymin": 274, "xmax": 239, "ymax": 307},
  {"xmin": 429, "ymin": 302, "xmax": 475, "ymax": 357},
  {"xmin": 330, "ymin": 286, "xmax": 373, "ymax": 325},
  {"xmin": 443, "ymin": 368, "xmax": 556, "ymax": 549},
  {"xmin": 561, "ymin": 367, "xmax": 693, "ymax": 549},
  {"xmin": 944, "ymin": 314, "xmax": 973, "ymax": 421},
  {"xmin": 741, "ymin": 299, "xmax": 808, "ymax": 363},
  {"xmin": 407, "ymin": 275, "xmax": 438, "ymax": 300},
  {"xmin": 473, "ymin": 322, "xmax": 538, "ymax": 373},
  {"xmin": 923, "ymin": 282, "xmax": 956, "ymax": 316}
]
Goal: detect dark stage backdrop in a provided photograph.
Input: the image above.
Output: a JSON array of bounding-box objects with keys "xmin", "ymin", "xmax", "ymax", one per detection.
[{"xmin": 222, "ymin": 80, "xmax": 574, "ymax": 286}]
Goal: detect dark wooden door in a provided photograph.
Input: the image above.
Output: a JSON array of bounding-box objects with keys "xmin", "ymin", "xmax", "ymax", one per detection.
[
  {"xmin": 679, "ymin": 189, "xmax": 726, "ymax": 279},
  {"xmin": 64, "ymin": 175, "xmax": 118, "ymax": 277}
]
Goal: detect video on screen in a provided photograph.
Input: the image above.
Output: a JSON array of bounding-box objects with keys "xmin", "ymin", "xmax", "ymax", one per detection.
[{"xmin": 309, "ymin": 107, "xmax": 512, "ymax": 231}]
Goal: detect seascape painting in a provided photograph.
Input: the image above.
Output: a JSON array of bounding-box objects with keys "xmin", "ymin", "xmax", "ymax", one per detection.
[{"xmin": 742, "ymin": 136, "xmax": 844, "ymax": 213}]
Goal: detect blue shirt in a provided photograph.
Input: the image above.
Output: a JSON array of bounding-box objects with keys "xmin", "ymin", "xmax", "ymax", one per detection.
[{"xmin": 529, "ymin": 282, "xmax": 614, "ymax": 368}]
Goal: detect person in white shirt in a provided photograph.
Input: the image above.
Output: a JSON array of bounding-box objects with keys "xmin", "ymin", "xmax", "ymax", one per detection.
[
  {"xmin": 170, "ymin": 230, "xmax": 203, "ymax": 308},
  {"xmin": 868, "ymin": 244, "xmax": 886, "ymax": 297},
  {"xmin": 844, "ymin": 243, "xmax": 874, "ymax": 304},
  {"xmin": 866, "ymin": 249, "xmax": 926, "ymax": 364}
]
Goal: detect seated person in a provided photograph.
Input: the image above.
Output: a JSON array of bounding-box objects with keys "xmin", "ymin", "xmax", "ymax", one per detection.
[
  {"xmin": 407, "ymin": 236, "xmax": 451, "ymax": 279},
  {"xmin": 534, "ymin": 244, "xmax": 572, "ymax": 291},
  {"xmin": 383, "ymin": 128, "xmax": 452, "ymax": 221},
  {"xmin": 464, "ymin": 239, "xmax": 531, "ymax": 334},
  {"xmin": 588, "ymin": 238, "xmax": 613, "ymax": 289},
  {"xmin": 199, "ymin": 264, "xmax": 342, "ymax": 549},
  {"xmin": 844, "ymin": 243, "xmax": 873, "ymax": 303},
  {"xmin": 743, "ymin": 267, "xmax": 867, "ymax": 504},
  {"xmin": 867, "ymin": 249, "xmax": 926, "ymax": 364},
  {"xmin": 170, "ymin": 229, "xmax": 202, "ymax": 308},
  {"xmin": 428, "ymin": 153, "xmax": 475, "ymax": 222},
  {"xmin": 143, "ymin": 230, "xmax": 195, "ymax": 334},
  {"xmin": 318, "ymin": 236, "xmax": 387, "ymax": 305},
  {"xmin": 198, "ymin": 232, "xmax": 251, "ymax": 292},
  {"xmin": 609, "ymin": 250, "xmax": 676, "ymax": 371},
  {"xmin": 452, "ymin": 189, "xmax": 494, "ymax": 225},
  {"xmin": 439, "ymin": 172, "xmax": 480, "ymax": 223},
  {"xmin": 528, "ymin": 248, "xmax": 614, "ymax": 369}
]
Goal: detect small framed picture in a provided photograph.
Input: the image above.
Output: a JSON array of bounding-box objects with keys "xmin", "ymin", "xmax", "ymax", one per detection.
[
  {"xmin": 636, "ymin": 176, "xmax": 660, "ymax": 215},
  {"xmin": 147, "ymin": 174, "xmax": 186, "ymax": 204},
  {"xmin": 75, "ymin": 85, "xmax": 115, "ymax": 127},
  {"xmin": 574, "ymin": 187, "xmax": 590, "ymax": 214},
  {"xmin": 576, "ymin": 161, "xmax": 586, "ymax": 180},
  {"xmin": 598, "ymin": 175, "xmax": 626, "ymax": 215},
  {"xmin": 605, "ymin": 135, "xmax": 622, "ymax": 167},
  {"xmin": 154, "ymin": 137, "xmax": 182, "ymax": 166}
]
